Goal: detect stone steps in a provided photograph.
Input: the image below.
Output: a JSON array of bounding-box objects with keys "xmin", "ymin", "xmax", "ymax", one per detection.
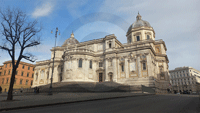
[{"xmin": 25, "ymin": 82, "xmax": 143, "ymax": 93}]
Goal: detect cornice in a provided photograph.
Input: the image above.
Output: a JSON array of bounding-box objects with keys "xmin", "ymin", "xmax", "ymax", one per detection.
[
  {"xmin": 3, "ymin": 60, "xmax": 35, "ymax": 67},
  {"xmin": 126, "ymin": 27, "xmax": 155, "ymax": 37}
]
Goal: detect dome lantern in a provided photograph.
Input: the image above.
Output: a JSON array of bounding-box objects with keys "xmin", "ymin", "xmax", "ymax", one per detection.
[
  {"xmin": 136, "ymin": 12, "xmax": 142, "ymax": 20},
  {"xmin": 127, "ymin": 13, "xmax": 152, "ymax": 34}
]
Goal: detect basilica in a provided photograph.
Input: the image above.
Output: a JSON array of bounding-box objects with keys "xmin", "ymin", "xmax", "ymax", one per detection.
[{"xmin": 32, "ymin": 13, "xmax": 170, "ymax": 92}]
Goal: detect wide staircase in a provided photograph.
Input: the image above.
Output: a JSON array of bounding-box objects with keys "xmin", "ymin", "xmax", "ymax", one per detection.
[{"xmin": 24, "ymin": 82, "xmax": 144, "ymax": 93}]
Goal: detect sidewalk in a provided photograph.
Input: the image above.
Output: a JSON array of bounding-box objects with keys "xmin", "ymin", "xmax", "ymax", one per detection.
[{"xmin": 0, "ymin": 92, "xmax": 154, "ymax": 111}]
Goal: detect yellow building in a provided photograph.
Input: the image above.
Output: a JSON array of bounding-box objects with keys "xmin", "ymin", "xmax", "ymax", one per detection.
[{"xmin": 0, "ymin": 60, "xmax": 35, "ymax": 92}]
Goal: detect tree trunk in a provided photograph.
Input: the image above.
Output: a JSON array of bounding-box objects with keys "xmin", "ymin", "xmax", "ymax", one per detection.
[{"xmin": 7, "ymin": 66, "xmax": 16, "ymax": 100}]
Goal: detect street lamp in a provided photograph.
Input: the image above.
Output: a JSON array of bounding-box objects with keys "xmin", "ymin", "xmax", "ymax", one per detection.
[{"xmin": 48, "ymin": 27, "xmax": 59, "ymax": 95}]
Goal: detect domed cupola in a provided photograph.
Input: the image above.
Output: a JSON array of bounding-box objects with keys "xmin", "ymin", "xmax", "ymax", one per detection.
[
  {"xmin": 126, "ymin": 13, "xmax": 155, "ymax": 43},
  {"xmin": 62, "ymin": 32, "xmax": 79, "ymax": 47},
  {"xmin": 127, "ymin": 12, "xmax": 152, "ymax": 33}
]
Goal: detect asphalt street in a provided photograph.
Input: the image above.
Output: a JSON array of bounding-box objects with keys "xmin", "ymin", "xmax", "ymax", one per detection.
[{"xmin": 2, "ymin": 95, "xmax": 200, "ymax": 113}]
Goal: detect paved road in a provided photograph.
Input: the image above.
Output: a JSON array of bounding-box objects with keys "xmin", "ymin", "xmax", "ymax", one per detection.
[{"xmin": 2, "ymin": 95, "xmax": 200, "ymax": 113}]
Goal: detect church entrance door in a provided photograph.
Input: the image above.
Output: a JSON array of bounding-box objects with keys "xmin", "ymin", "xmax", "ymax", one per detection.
[
  {"xmin": 110, "ymin": 75, "xmax": 113, "ymax": 82},
  {"xmin": 99, "ymin": 73, "xmax": 103, "ymax": 82}
]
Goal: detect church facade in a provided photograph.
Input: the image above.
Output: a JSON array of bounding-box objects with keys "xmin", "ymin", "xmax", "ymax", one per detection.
[{"xmin": 32, "ymin": 13, "xmax": 170, "ymax": 93}]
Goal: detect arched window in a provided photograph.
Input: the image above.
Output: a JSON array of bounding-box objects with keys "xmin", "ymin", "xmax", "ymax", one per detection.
[
  {"xmin": 41, "ymin": 70, "xmax": 44, "ymax": 79},
  {"xmin": 136, "ymin": 36, "xmax": 140, "ymax": 41},
  {"xmin": 79, "ymin": 59, "xmax": 82, "ymax": 68},
  {"xmin": 36, "ymin": 74, "xmax": 38, "ymax": 80},
  {"xmin": 109, "ymin": 43, "xmax": 112, "ymax": 48},
  {"xmin": 147, "ymin": 35, "xmax": 150, "ymax": 40},
  {"xmin": 89, "ymin": 60, "xmax": 92, "ymax": 69}
]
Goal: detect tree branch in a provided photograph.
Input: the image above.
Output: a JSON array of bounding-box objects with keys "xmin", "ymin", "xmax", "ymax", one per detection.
[
  {"xmin": 24, "ymin": 41, "xmax": 40, "ymax": 48},
  {"xmin": 22, "ymin": 53, "xmax": 37, "ymax": 62}
]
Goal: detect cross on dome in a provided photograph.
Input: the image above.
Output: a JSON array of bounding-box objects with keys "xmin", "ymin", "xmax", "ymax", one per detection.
[
  {"xmin": 136, "ymin": 12, "xmax": 142, "ymax": 20},
  {"xmin": 71, "ymin": 31, "xmax": 74, "ymax": 38}
]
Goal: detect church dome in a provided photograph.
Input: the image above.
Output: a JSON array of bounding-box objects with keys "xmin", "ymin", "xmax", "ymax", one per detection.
[
  {"xmin": 127, "ymin": 13, "xmax": 151, "ymax": 33},
  {"xmin": 62, "ymin": 32, "xmax": 79, "ymax": 46}
]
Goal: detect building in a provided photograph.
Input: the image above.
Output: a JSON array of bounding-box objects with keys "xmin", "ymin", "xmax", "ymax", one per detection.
[
  {"xmin": 169, "ymin": 67, "xmax": 200, "ymax": 94},
  {"xmin": 0, "ymin": 60, "xmax": 35, "ymax": 92},
  {"xmin": 32, "ymin": 13, "xmax": 170, "ymax": 93}
]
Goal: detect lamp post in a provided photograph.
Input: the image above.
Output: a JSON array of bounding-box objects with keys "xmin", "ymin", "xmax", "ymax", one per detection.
[{"xmin": 48, "ymin": 27, "xmax": 59, "ymax": 95}]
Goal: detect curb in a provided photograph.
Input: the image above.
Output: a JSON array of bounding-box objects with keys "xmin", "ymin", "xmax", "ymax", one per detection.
[{"xmin": 0, "ymin": 94, "xmax": 155, "ymax": 112}]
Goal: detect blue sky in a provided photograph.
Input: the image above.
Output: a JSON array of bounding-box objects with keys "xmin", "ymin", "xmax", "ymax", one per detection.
[{"xmin": 0, "ymin": 0, "xmax": 199, "ymax": 71}]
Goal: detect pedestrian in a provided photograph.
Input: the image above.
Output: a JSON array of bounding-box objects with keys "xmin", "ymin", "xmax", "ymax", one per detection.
[
  {"xmin": 35, "ymin": 87, "xmax": 39, "ymax": 94},
  {"xmin": 167, "ymin": 88, "xmax": 170, "ymax": 93},
  {"xmin": 37, "ymin": 87, "xmax": 39, "ymax": 93},
  {"xmin": 34, "ymin": 87, "xmax": 36, "ymax": 93},
  {"xmin": 0, "ymin": 86, "xmax": 2, "ymax": 93}
]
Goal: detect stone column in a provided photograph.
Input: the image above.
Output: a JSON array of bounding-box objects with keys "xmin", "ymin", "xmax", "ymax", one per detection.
[
  {"xmin": 125, "ymin": 57, "xmax": 129, "ymax": 78},
  {"xmin": 113, "ymin": 57, "xmax": 118, "ymax": 82},
  {"xmin": 72, "ymin": 59, "xmax": 77, "ymax": 79},
  {"xmin": 94, "ymin": 60, "xmax": 98, "ymax": 82},
  {"xmin": 105, "ymin": 58, "xmax": 109, "ymax": 81},
  {"xmin": 84, "ymin": 58, "xmax": 88, "ymax": 81},
  {"xmin": 146, "ymin": 53, "xmax": 151, "ymax": 77}
]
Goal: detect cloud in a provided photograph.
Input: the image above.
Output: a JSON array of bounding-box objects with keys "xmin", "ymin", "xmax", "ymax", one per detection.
[
  {"xmin": 65, "ymin": 0, "xmax": 89, "ymax": 18},
  {"xmin": 32, "ymin": 1, "xmax": 55, "ymax": 18},
  {"xmin": 98, "ymin": 0, "xmax": 200, "ymax": 70}
]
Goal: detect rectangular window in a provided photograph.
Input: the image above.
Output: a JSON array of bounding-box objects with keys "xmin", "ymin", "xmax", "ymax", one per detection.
[
  {"xmin": 89, "ymin": 61, "xmax": 92, "ymax": 69},
  {"xmin": 5, "ymin": 64, "xmax": 7, "ymax": 68},
  {"xmin": 15, "ymin": 71, "xmax": 18, "ymax": 75},
  {"xmin": 4, "ymin": 70, "xmax": 6, "ymax": 75},
  {"xmin": 6, "ymin": 78, "xmax": 9, "ymax": 84},
  {"xmin": 25, "ymin": 80, "xmax": 28, "ymax": 85},
  {"xmin": 14, "ymin": 79, "xmax": 17, "ymax": 84},
  {"xmin": 121, "ymin": 65, "xmax": 124, "ymax": 72},
  {"xmin": 33, "ymin": 68, "xmax": 34, "ymax": 71},
  {"xmin": 2, "ymin": 78, "xmax": 4, "ymax": 84},
  {"xmin": 21, "ymin": 71, "xmax": 24, "ymax": 76},
  {"xmin": 143, "ymin": 63, "xmax": 146, "ymax": 70},
  {"xmin": 27, "ymin": 73, "xmax": 29, "ymax": 77},
  {"xmin": 20, "ymin": 79, "xmax": 23, "ymax": 84},
  {"xmin": 129, "ymin": 38, "xmax": 132, "ymax": 43},
  {"xmin": 99, "ymin": 62, "xmax": 103, "ymax": 67},
  {"xmin": 0, "ymin": 72, "xmax": 1, "ymax": 75},
  {"xmin": 10, "ymin": 63, "xmax": 11, "ymax": 67},
  {"xmin": 79, "ymin": 59, "xmax": 82, "ymax": 68},
  {"xmin": 31, "ymin": 80, "xmax": 33, "ymax": 85},
  {"xmin": 8, "ymin": 69, "xmax": 11, "ymax": 75},
  {"xmin": 32, "ymin": 73, "xmax": 34, "ymax": 78},
  {"xmin": 22, "ymin": 65, "xmax": 24, "ymax": 69},
  {"xmin": 28, "ymin": 67, "xmax": 30, "ymax": 70}
]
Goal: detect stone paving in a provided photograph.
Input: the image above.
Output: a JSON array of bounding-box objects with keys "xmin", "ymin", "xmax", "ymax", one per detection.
[{"xmin": 0, "ymin": 92, "xmax": 153, "ymax": 111}]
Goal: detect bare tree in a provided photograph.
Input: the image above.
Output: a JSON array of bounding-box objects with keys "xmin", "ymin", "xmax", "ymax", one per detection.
[{"xmin": 0, "ymin": 8, "xmax": 41, "ymax": 100}]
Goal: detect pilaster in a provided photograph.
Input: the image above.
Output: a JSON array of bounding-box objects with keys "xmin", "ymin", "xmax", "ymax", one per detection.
[{"xmin": 137, "ymin": 54, "xmax": 141, "ymax": 78}]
